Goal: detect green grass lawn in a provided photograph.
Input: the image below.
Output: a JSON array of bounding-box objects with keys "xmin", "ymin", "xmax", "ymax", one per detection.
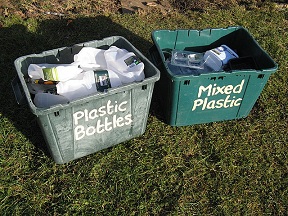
[{"xmin": 0, "ymin": 3, "xmax": 287, "ymax": 215}]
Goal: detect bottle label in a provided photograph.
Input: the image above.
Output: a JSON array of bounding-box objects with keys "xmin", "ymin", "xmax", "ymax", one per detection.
[
  {"xmin": 42, "ymin": 67, "xmax": 59, "ymax": 81},
  {"xmin": 94, "ymin": 70, "xmax": 111, "ymax": 92},
  {"xmin": 124, "ymin": 56, "xmax": 142, "ymax": 68}
]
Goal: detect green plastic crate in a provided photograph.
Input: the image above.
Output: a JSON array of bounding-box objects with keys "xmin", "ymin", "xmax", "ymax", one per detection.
[
  {"xmin": 14, "ymin": 36, "xmax": 160, "ymax": 164},
  {"xmin": 150, "ymin": 26, "xmax": 277, "ymax": 126}
]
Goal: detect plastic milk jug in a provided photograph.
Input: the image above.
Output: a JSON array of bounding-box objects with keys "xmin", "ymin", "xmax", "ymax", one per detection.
[
  {"xmin": 56, "ymin": 70, "xmax": 122, "ymax": 101},
  {"xmin": 104, "ymin": 46, "xmax": 145, "ymax": 83},
  {"xmin": 73, "ymin": 47, "xmax": 107, "ymax": 70},
  {"xmin": 204, "ymin": 45, "xmax": 238, "ymax": 71}
]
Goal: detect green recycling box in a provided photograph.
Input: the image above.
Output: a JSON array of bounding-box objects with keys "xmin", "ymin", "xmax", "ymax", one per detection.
[
  {"xmin": 150, "ymin": 26, "xmax": 278, "ymax": 126},
  {"xmin": 14, "ymin": 36, "xmax": 160, "ymax": 164}
]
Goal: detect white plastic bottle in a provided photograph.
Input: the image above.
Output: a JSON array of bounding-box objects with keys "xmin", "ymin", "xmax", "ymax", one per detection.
[
  {"xmin": 104, "ymin": 46, "xmax": 145, "ymax": 83},
  {"xmin": 73, "ymin": 47, "xmax": 107, "ymax": 70},
  {"xmin": 33, "ymin": 93, "xmax": 69, "ymax": 108},
  {"xmin": 56, "ymin": 70, "xmax": 122, "ymax": 101},
  {"xmin": 28, "ymin": 63, "xmax": 83, "ymax": 81},
  {"xmin": 203, "ymin": 45, "xmax": 239, "ymax": 71}
]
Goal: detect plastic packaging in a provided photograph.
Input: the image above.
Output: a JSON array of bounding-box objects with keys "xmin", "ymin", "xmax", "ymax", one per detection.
[
  {"xmin": 28, "ymin": 64, "xmax": 83, "ymax": 81},
  {"xmin": 203, "ymin": 45, "xmax": 238, "ymax": 71},
  {"xmin": 74, "ymin": 47, "xmax": 107, "ymax": 70},
  {"xmin": 169, "ymin": 45, "xmax": 238, "ymax": 74},
  {"xmin": 74, "ymin": 46, "xmax": 145, "ymax": 83},
  {"xmin": 28, "ymin": 46, "xmax": 145, "ymax": 107},
  {"xmin": 167, "ymin": 61, "xmax": 213, "ymax": 76},
  {"xmin": 171, "ymin": 50, "xmax": 205, "ymax": 69},
  {"xmin": 56, "ymin": 70, "xmax": 122, "ymax": 101},
  {"xmin": 104, "ymin": 46, "xmax": 145, "ymax": 83}
]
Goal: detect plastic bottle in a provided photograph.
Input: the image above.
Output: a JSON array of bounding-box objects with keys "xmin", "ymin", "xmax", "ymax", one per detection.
[
  {"xmin": 28, "ymin": 63, "xmax": 83, "ymax": 82},
  {"xmin": 56, "ymin": 70, "xmax": 122, "ymax": 101},
  {"xmin": 104, "ymin": 46, "xmax": 145, "ymax": 83},
  {"xmin": 74, "ymin": 47, "xmax": 107, "ymax": 71},
  {"xmin": 33, "ymin": 93, "xmax": 69, "ymax": 108},
  {"xmin": 203, "ymin": 45, "xmax": 238, "ymax": 71},
  {"xmin": 73, "ymin": 46, "xmax": 145, "ymax": 83}
]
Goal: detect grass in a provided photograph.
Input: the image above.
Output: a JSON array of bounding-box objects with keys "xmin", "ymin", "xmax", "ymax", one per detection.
[{"xmin": 0, "ymin": 1, "xmax": 288, "ymax": 215}]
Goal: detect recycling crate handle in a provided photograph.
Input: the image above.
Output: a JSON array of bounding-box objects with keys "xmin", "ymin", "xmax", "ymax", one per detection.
[{"xmin": 11, "ymin": 76, "xmax": 26, "ymax": 105}]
